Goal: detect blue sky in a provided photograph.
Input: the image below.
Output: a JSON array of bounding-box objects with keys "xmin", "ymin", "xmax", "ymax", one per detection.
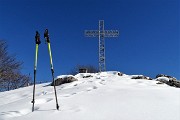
[{"xmin": 0, "ymin": 0, "xmax": 179, "ymax": 81}]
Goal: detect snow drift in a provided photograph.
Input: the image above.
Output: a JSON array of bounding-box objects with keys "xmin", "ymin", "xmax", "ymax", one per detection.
[{"xmin": 0, "ymin": 71, "xmax": 179, "ymax": 120}]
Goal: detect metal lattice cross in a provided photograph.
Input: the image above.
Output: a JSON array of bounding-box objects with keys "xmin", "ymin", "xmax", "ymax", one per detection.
[{"xmin": 85, "ymin": 20, "xmax": 119, "ymax": 72}]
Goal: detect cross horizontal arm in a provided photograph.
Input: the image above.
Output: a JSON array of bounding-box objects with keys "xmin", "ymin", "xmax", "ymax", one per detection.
[
  {"xmin": 104, "ymin": 30, "xmax": 119, "ymax": 37},
  {"xmin": 85, "ymin": 30, "xmax": 99, "ymax": 37},
  {"xmin": 85, "ymin": 30, "xmax": 119, "ymax": 37}
]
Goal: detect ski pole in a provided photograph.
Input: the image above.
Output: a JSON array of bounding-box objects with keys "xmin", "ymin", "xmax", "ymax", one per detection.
[
  {"xmin": 44, "ymin": 29, "xmax": 59, "ymax": 110},
  {"xmin": 32, "ymin": 31, "xmax": 41, "ymax": 112}
]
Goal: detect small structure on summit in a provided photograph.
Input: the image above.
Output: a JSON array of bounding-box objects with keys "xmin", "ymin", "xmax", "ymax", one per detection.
[{"xmin": 79, "ymin": 68, "xmax": 88, "ymax": 73}]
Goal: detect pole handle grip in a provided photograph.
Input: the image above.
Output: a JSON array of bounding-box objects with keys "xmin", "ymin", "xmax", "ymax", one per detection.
[
  {"xmin": 35, "ymin": 31, "xmax": 41, "ymax": 44},
  {"xmin": 44, "ymin": 29, "xmax": 50, "ymax": 43}
]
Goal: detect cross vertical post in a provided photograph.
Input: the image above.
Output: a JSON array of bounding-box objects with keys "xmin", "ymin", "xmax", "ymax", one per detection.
[
  {"xmin": 99, "ymin": 20, "xmax": 105, "ymax": 72},
  {"xmin": 85, "ymin": 20, "xmax": 119, "ymax": 72}
]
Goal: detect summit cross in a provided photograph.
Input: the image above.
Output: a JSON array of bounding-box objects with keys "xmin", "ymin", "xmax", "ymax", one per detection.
[{"xmin": 85, "ymin": 20, "xmax": 119, "ymax": 72}]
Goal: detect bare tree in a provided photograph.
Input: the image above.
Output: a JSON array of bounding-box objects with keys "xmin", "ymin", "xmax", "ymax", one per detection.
[{"xmin": 0, "ymin": 40, "xmax": 31, "ymax": 91}]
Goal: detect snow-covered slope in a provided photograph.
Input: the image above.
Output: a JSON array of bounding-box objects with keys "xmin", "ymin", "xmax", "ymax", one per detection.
[{"xmin": 0, "ymin": 71, "xmax": 179, "ymax": 120}]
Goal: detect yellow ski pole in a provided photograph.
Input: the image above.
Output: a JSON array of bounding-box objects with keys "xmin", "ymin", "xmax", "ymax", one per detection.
[
  {"xmin": 32, "ymin": 31, "xmax": 41, "ymax": 112},
  {"xmin": 44, "ymin": 29, "xmax": 59, "ymax": 110}
]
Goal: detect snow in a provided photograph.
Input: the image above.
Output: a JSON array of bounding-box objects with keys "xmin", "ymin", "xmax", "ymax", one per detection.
[
  {"xmin": 0, "ymin": 71, "xmax": 180, "ymax": 120},
  {"xmin": 156, "ymin": 77, "xmax": 169, "ymax": 81},
  {"xmin": 56, "ymin": 75, "xmax": 74, "ymax": 79}
]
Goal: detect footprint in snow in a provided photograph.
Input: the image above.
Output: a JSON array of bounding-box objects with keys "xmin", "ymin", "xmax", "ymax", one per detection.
[
  {"xmin": 99, "ymin": 82, "xmax": 105, "ymax": 85},
  {"xmin": 1, "ymin": 107, "xmax": 39, "ymax": 119},
  {"xmin": 96, "ymin": 80, "xmax": 106, "ymax": 85},
  {"xmin": 62, "ymin": 94, "xmax": 72, "ymax": 97},
  {"xmin": 61, "ymin": 106, "xmax": 82, "ymax": 113},
  {"xmin": 37, "ymin": 91, "xmax": 51, "ymax": 96},
  {"xmin": 42, "ymin": 91, "xmax": 48, "ymax": 95},
  {"xmin": 86, "ymin": 86, "xmax": 98, "ymax": 91},
  {"xmin": 33, "ymin": 98, "xmax": 53, "ymax": 104},
  {"xmin": 60, "ymin": 92, "xmax": 80, "ymax": 98}
]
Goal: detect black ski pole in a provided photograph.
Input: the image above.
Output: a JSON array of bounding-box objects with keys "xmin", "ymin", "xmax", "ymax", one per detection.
[
  {"xmin": 44, "ymin": 29, "xmax": 59, "ymax": 110},
  {"xmin": 32, "ymin": 31, "xmax": 41, "ymax": 112}
]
